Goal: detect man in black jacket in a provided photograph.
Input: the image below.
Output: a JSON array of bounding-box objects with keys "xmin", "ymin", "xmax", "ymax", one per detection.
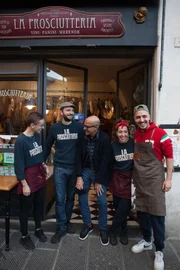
[{"xmin": 76, "ymin": 115, "xmax": 112, "ymax": 245}]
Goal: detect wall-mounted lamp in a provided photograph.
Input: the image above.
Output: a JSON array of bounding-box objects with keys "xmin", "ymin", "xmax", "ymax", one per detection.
[{"xmin": 24, "ymin": 99, "xmax": 36, "ymax": 110}]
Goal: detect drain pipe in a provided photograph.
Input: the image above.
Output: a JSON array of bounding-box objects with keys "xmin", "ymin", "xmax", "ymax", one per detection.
[{"xmin": 158, "ymin": 0, "xmax": 166, "ymax": 91}]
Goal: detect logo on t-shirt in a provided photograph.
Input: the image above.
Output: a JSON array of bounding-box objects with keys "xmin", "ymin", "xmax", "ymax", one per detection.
[
  {"xmin": 57, "ymin": 129, "xmax": 78, "ymax": 140},
  {"xmin": 29, "ymin": 142, "xmax": 42, "ymax": 156},
  {"xmin": 115, "ymin": 149, "xmax": 134, "ymax": 162}
]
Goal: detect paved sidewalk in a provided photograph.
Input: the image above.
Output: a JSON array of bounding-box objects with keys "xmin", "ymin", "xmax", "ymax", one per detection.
[{"xmin": 0, "ymin": 221, "xmax": 180, "ymax": 270}]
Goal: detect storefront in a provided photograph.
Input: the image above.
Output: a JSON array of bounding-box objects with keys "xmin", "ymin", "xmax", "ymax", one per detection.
[{"xmin": 0, "ymin": 2, "xmax": 159, "ymax": 222}]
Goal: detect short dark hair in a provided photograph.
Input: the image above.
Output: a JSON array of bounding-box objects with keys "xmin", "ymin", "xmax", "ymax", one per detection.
[{"xmin": 25, "ymin": 112, "xmax": 44, "ymax": 127}]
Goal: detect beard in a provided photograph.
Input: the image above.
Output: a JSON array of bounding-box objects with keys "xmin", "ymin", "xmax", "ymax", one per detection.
[{"xmin": 63, "ymin": 115, "xmax": 73, "ymax": 122}]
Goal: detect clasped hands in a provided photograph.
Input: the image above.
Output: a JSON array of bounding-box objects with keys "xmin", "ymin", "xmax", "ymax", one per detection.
[{"xmin": 76, "ymin": 177, "xmax": 104, "ymax": 196}]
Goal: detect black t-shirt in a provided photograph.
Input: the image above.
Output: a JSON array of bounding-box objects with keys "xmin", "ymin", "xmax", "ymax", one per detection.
[{"xmin": 112, "ymin": 137, "xmax": 134, "ymax": 172}]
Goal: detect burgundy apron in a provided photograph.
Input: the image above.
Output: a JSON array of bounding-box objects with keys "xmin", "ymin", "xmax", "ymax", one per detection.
[
  {"xmin": 133, "ymin": 129, "xmax": 166, "ymax": 216},
  {"xmin": 109, "ymin": 170, "xmax": 132, "ymax": 200},
  {"xmin": 17, "ymin": 163, "xmax": 46, "ymax": 194}
]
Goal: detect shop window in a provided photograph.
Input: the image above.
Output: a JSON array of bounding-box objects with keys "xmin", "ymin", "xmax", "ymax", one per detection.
[
  {"xmin": 0, "ymin": 61, "xmax": 38, "ymax": 177},
  {"xmin": 0, "ymin": 81, "xmax": 37, "ymax": 135}
]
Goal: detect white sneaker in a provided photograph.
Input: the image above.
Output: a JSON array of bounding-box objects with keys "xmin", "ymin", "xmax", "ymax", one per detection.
[
  {"xmin": 154, "ymin": 251, "xmax": 164, "ymax": 270},
  {"xmin": 131, "ymin": 239, "xmax": 152, "ymax": 253}
]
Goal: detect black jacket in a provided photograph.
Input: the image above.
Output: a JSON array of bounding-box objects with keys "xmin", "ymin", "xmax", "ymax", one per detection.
[{"xmin": 76, "ymin": 129, "xmax": 113, "ymax": 186}]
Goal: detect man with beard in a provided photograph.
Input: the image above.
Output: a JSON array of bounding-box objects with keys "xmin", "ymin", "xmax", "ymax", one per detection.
[
  {"xmin": 44, "ymin": 102, "xmax": 84, "ymax": 244},
  {"xmin": 131, "ymin": 104, "xmax": 173, "ymax": 270}
]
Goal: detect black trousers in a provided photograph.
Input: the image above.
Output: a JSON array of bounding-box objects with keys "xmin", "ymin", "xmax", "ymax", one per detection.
[
  {"xmin": 19, "ymin": 186, "xmax": 45, "ymax": 236},
  {"xmin": 111, "ymin": 195, "xmax": 131, "ymax": 232},
  {"xmin": 137, "ymin": 211, "xmax": 165, "ymax": 251}
]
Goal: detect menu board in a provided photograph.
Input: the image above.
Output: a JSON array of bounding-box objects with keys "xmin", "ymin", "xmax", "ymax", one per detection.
[{"xmin": 159, "ymin": 125, "xmax": 180, "ymax": 171}]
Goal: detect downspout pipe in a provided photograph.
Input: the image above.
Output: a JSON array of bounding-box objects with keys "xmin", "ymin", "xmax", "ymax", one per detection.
[{"xmin": 158, "ymin": 0, "xmax": 166, "ymax": 91}]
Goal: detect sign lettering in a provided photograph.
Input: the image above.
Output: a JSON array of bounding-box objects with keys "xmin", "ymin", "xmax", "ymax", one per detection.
[
  {"xmin": 0, "ymin": 89, "xmax": 32, "ymax": 99},
  {"xmin": 0, "ymin": 6, "xmax": 125, "ymax": 39}
]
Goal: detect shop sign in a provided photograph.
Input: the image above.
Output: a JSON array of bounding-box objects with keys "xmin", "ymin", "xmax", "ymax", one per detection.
[
  {"xmin": 0, "ymin": 6, "xmax": 125, "ymax": 39},
  {"xmin": 0, "ymin": 89, "xmax": 32, "ymax": 100}
]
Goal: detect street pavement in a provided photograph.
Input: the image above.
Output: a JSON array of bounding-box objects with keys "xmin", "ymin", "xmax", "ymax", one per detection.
[{"xmin": 0, "ymin": 220, "xmax": 180, "ymax": 270}]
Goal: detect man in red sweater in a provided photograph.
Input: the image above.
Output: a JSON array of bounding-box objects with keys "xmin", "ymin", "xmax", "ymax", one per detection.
[{"xmin": 131, "ymin": 104, "xmax": 173, "ymax": 270}]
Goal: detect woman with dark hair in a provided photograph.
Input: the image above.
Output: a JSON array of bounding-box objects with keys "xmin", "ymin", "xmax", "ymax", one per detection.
[
  {"xmin": 14, "ymin": 111, "xmax": 49, "ymax": 250},
  {"xmin": 109, "ymin": 120, "xmax": 134, "ymax": 246}
]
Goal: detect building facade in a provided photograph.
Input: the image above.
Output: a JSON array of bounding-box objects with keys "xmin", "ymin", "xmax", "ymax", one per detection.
[{"xmin": 0, "ymin": 0, "xmax": 179, "ymax": 237}]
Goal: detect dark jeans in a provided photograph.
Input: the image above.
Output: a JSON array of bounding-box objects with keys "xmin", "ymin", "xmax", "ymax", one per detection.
[
  {"xmin": 19, "ymin": 186, "xmax": 45, "ymax": 236},
  {"xmin": 137, "ymin": 211, "xmax": 165, "ymax": 251},
  {"xmin": 78, "ymin": 168, "xmax": 108, "ymax": 231},
  {"xmin": 53, "ymin": 166, "xmax": 76, "ymax": 230},
  {"xmin": 111, "ymin": 195, "xmax": 131, "ymax": 233}
]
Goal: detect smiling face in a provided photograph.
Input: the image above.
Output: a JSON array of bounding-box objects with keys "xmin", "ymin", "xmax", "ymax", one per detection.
[
  {"xmin": 134, "ymin": 110, "xmax": 150, "ymax": 130},
  {"xmin": 116, "ymin": 125, "xmax": 129, "ymax": 143},
  {"xmin": 60, "ymin": 106, "xmax": 75, "ymax": 122},
  {"xmin": 31, "ymin": 119, "xmax": 45, "ymax": 133},
  {"xmin": 83, "ymin": 116, "xmax": 100, "ymax": 138}
]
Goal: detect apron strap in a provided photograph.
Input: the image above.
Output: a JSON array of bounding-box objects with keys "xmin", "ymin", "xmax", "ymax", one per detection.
[
  {"xmin": 150, "ymin": 128, "xmax": 156, "ymax": 140},
  {"xmin": 134, "ymin": 128, "xmax": 156, "ymax": 143}
]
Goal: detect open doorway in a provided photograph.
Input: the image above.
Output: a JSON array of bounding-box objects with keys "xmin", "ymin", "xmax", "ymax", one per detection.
[{"xmin": 45, "ymin": 57, "xmax": 151, "ymax": 226}]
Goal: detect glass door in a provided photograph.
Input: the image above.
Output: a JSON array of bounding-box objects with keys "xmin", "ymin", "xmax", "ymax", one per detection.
[
  {"xmin": 43, "ymin": 60, "xmax": 88, "ymax": 218},
  {"xmin": 116, "ymin": 61, "xmax": 149, "ymax": 124},
  {"xmin": 43, "ymin": 60, "xmax": 88, "ymax": 145}
]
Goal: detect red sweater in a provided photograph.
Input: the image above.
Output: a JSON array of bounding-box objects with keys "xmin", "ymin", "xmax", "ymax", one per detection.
[{"xmin": 134, "ymin": 122, "xmax": 173, "ymax": 162}]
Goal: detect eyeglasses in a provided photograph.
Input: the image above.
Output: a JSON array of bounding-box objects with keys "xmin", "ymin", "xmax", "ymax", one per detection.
[
  {"xmin": 84, "ymin": 124, "xmax": 96, "ymax": 129},
  {"xmin": 35, "ymin": 123, "xmax": 44, "ymax": 128}
]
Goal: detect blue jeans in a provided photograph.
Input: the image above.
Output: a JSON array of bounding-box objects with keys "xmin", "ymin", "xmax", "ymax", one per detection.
[
  {"xmin": 78, "ymin": 168, "xmax": 108, "ymax": 231},
  {"xmin": 53, "ymin": 166, "xmax": 76, "ymax": 230}
]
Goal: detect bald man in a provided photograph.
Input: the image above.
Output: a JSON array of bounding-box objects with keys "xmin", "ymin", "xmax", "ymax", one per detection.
[{"xmin": 76, "ymin": 115, "xmax": 112, "ymax": 245}]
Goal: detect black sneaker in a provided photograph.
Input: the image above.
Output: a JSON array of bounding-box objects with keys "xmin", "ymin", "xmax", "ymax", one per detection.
[
  {"xmin": 120, "ymin": 231, "xmax": 128, "ymax": 245},
  {"xmin": 67, "ymin": 222, "xmax": 75, "ymax": 234},
  {"xmin": 20, "ymin": 235, "xmax": 35, "ymax": 250},
  {"xmin": 79, "ymin": 224, "xmax": 93, "ymax": 240},
  {"xmin": 109, "ymin": 230, "xmax": 117, "ymax": 246},
  {"xmin": 51, "ymin": 229, "xmax": 67, "ymax": 244},
  {"xmin": 100, "ymin": 230, "xmax": 109, "ymax": 246},
  {"xmin": 35, "ymin": 229, "xmax": 47, "ymax": 242}
]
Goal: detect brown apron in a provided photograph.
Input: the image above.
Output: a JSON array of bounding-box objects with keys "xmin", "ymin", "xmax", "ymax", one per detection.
[{"xmin": 133, "ymin": 129, "xmax": 166, "ymax": 216}]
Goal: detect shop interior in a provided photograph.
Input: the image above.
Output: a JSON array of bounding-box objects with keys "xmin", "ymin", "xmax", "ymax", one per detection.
[{"xmin": 0, "ymin": 58, "xmax": 147, "ymax": 224}]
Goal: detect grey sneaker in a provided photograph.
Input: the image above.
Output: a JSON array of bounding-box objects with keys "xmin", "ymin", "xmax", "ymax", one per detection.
[{"xmin": 131, "ymin": 239, "xmax": 152, "ymax": 253}]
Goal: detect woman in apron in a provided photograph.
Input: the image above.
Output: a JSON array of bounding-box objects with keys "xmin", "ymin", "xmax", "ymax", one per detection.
[{"xmin": 109, "ymin": 120, "xmax": 134, "ymax": 246}]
